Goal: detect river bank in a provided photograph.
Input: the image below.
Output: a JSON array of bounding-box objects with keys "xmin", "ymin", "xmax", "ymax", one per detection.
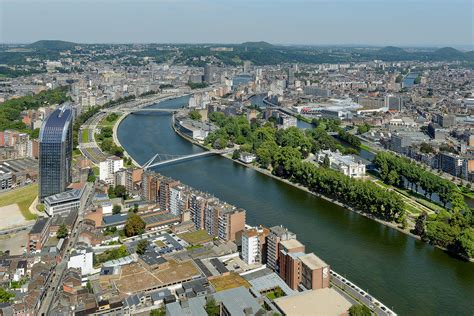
[
  {"xmin": 172, "ymin": 116, "xmax": 474, "ymax": 263},
  {"xmin": 113, "ymin": 113, "xmax": 140, "ymax": 167},
  {"xmin": 116, "ymin": 95, "xmax": 474, "ymax": 315}
]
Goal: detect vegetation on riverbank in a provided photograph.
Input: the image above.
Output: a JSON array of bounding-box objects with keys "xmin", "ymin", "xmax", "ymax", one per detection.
[
  {"xmin": 373, "ymin": 152, "xmax": 473, "ymax": 259},
  {"xmin": 204, "ymin": 114, "xmax": 405, "ymax": 223}
]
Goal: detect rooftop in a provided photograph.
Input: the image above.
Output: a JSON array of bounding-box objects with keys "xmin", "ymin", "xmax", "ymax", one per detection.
[
  {"xmin": 280, "ymin": 239, "xmax": 304, "ymax": 251},
  {"xmin": 274, "ymin": 288, "xmax": 352, "ymax": 316},
  {"xmin": 214, "ymin": 286, "xmax": 261, "ymax": 316},
  {"xmin": 299, "ymin": 253, "xmax": 328, "ymax": 270},
  {"xmin": 44, "ymin": 187, "xmax": 84, "ymax": 205}
]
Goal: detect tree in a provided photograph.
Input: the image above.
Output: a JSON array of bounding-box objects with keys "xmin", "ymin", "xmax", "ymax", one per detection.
[
  {"xmin": 189, "ymin": 110, "xmax": 202, "ymax": 121},
  {"xmin": 413, "ymin": 212, "xmax": 427, "ymax": 237},
  {"xmin": 205, "ymin": 298, "xmax": 220, "ymax": 316},
  {"xmin": 150, "ymin": 307, "xmax": 166, "ymax": 316},
  {"xmin": 136, "ymin": 239, "xmax": 149, "ymax": 255},
  {"xmin": 349, "ymin": 304, "xmax": 371, "ymax": 316},
  {"xmin": 232, "ymin": 149, "xmax": 241, "ymax": 160},
  {"xmin": 322, "ymin": 154, "xmax": 330, "ymax": 168},
  {"xmin": 114, "ymin": 185, "xmax": 127, "ymax": 198},
  {"xmin": 124, "ymin": 213, "xmax": 146, "ymax": 237},
  {"xmin": 112, "ymin": 204, "xmax": 122, "ymax": 215},
  {"xmin": 57, "ymin": 224, "xmax": 68, "ymax": 239},
  {"xmin": 87, "ymin": 174, "xmax": 96, "ymax": 183},
  {"xmin": 0, "ymin": 288, "xmax": 14, "ymax": 303}
]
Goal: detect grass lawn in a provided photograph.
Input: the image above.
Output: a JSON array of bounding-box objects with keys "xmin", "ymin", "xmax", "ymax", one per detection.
[
  {"xmin": 93, "ymin": 166, "xmax": 100, "ymax": 176},
  {"xmin": 178, "ymin": 230, "xmax": 212, "ymax": 246},
  {"xmin": 81, "ymin": 129, "xmax": 89, "ymax": 143},
  {"xmin": 98, "ymin": 113, "xmax": 121, "ymax": 128},
  {"xmin": 209, "ymin": 273, "xmax": 251, "ymax": 292},
  {"xmin": 0, "ymin": 184, "xmax": 38, "ymax": 220}
]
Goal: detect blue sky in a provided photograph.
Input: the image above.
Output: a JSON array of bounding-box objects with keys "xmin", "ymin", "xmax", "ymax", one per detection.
[{"xmin": 1, "ymin": 0, "xmax": 473, "ymax": 47}]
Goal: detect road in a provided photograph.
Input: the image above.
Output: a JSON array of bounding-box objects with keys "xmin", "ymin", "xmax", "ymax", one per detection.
[
  {"xmin": 38, "ymin": 183, "xmax": 94, "ymax": 315},
  {"xmin": 330, "ymin": 270, "xmax": 396, "ymax": 316}
]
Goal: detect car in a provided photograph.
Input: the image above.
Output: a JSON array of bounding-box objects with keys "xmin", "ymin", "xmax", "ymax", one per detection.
[
  {"xmin": 365, "ymin": 295, "xmax": 373, "ymax": 302},
  {"xmin": 381, "ymin": 306, "xmax": 387, "ymax": 311}
]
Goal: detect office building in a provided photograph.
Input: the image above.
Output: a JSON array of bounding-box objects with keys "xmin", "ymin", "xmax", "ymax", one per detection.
[
  {"xmin": 39, "ymin": 105, "xmax": 73, "ymax": 201},
  {"xmin": 99, "ymin": 156, "xmax": 123, "ymax": 184},
  {"xmin": 44, "ymin": 186, "xmax": 86, "ymax": 216}
]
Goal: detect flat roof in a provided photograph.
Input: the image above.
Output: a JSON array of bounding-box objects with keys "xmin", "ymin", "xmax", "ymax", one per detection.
[
  {"xmin": 274, "ymin": 288, "xmax": 352, "ymax": 316},
  {"xmin": 299, "ymin": 253, "xmax": 328, "ymax": 270},
  {"xmin": 30, "ymin": 217, "xmax": 50, "ymax": 234},
  {"xmin": 280, "ymin": 239, "xmax": 304, "ymax": 250},
  {"xmin": 214, "ymin": 286, "xmax": 261, "ymax": 316},
  {"xmin": 44, "ymin": 187, "xmax": 84, "ymax": 205}
]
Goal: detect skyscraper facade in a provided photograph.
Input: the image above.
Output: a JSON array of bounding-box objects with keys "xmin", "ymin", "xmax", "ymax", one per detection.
[{"xmin": 39, "ymin": 105, "xmax": 73, "ymax": 201}]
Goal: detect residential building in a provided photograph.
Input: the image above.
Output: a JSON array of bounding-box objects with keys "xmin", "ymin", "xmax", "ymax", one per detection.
[
  {"xmin": 300, "ymin": 253, "xmax": 331, "ymax": 290},
  {"xmin": 278, "ymin": 239, "xmax": 305, "ymax": 290},
  {"xmin": 99, "ymin": 156, "xmax": 123, "ymax": 184},
  {"xmin": 266, "ymin": 226, "xmax": 296, "ymax": 271},
  {"xmin": 27, "ymin": 217, "xmax": 51, "ymax": 253},
  {"xmin": 67, "ymin": 248, "xmax": 94, "ymax": 275},
  {"xmin": 241, "ymin": 226, "xmax": 269, "ymax": 265},
  {"xmin": 39, "ymin": 105, "xmax": 73, "ymax": 201}
]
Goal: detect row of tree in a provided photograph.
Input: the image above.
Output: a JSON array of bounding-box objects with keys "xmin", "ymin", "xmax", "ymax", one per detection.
[
  {"xmin": 373, "ymin": 151, "xmax": 466, "ymax": 210},
  {"xmin": 373, "ymin": 152, "xmax": 473, "ymax": 258},
  {"xmin": 205, "ymin": 115, "xmax": 405, "ymax": 223}
]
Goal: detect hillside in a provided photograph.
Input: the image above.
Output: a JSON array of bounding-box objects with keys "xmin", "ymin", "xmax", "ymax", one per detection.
[
  {"xmin": 28, "ymin": 40, "xmax": 77, "ymax": 50},
  {"xmin": 240, "ymin": 41, "xmax": 274, "ymax": 49},
  {"xmin": 377, "ymin": 46, "xmax": 406, "ymax": 55}
]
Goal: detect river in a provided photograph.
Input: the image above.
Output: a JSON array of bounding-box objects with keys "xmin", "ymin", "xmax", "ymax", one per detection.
[{"xmin": 117, "ymin": 96, "xmax": 474, "ymax": 315}]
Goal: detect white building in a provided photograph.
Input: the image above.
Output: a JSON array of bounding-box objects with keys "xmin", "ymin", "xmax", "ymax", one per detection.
[
  {"xmin": 242, "ymin": 229, "xmax": 259, "ymax": 265},
  {"xmin": 44, "ymin": 187, "xmax": 86, "ymax": 216},
  {"xmin": 317, "ymin": 150, "xmax": 366, "ymax": 178},
  {"xmin": 68, "ymin": 249, "xmax": 94, "ymax": 275},
  {"xmin": 99, "ymin": 156, "xmax": 124, "ymax": 184}
]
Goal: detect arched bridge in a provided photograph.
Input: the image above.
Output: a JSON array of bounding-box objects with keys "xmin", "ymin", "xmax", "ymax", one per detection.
[{"xmin": 142, "ymin": 149, "xmax": 231, "ymax": 170}]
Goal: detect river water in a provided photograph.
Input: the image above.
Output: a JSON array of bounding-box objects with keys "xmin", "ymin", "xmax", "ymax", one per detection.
[{"xmin": 117, "ymin": 96, "xmax": 474, "ymax": 315}]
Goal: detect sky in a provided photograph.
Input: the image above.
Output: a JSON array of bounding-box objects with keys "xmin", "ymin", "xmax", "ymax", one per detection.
[{"xmin": 1, "ymin": 0, "xmax": 473, "ymax": 47}]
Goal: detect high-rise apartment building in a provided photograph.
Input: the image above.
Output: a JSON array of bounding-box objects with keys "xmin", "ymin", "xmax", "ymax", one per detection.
[
  {"xmin": 99, "ymin": 156, "xmax": 123, "ymax": 184},
  {"xmin": 39, "ymin": 105, "xmax": 73, "ymax": 201},
  {"xmin": 241, "ymin": 226, "xmax": 269, "ymax": 265},
  {"xmin": 266, "ymin": 226, "xmax": 296, "ymax": 271}
]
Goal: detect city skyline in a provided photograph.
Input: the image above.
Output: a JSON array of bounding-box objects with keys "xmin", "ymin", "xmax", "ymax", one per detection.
[{"xmin": 1, "ymin": 0, "xmax": 473, "ymax": 48}]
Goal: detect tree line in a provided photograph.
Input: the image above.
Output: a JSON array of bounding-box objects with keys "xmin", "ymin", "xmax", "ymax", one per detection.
[
  {"xmin": 205, "ymin": 114, "xmax": 405, "ymax": 223},
  {"xmin": 373, "ymin": 151, "xmax": 473, "ymax": 259}
]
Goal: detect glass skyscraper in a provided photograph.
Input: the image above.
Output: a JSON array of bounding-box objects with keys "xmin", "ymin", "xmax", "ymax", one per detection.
[{"xmin": 39, "ymin": 105, "xmax": 73, "ymax": 201}]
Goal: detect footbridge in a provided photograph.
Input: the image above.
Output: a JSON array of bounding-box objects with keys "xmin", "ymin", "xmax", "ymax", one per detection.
[{"xmin": 142, "ymin": 149, "xmax": 231, "ymax": 170}]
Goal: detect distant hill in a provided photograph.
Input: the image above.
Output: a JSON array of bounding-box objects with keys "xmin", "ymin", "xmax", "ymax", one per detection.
[
  {"xmin": 28, "ymin": 40, "xmax": 77, "ymax": 50},
  {"xmin": 240, "ymin": 41, "xmax": 273, "ymax": 49},
  {"xmin": 465, "ymin": 51, "xmax": 474, "ymax": 61},
  {"xmin": 377, "ymin": 46, "xmax": 407, "ymax": 55},
  {"xmin": 432, "ymin": 47, "xmax": 464, "ymax": 59}
]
